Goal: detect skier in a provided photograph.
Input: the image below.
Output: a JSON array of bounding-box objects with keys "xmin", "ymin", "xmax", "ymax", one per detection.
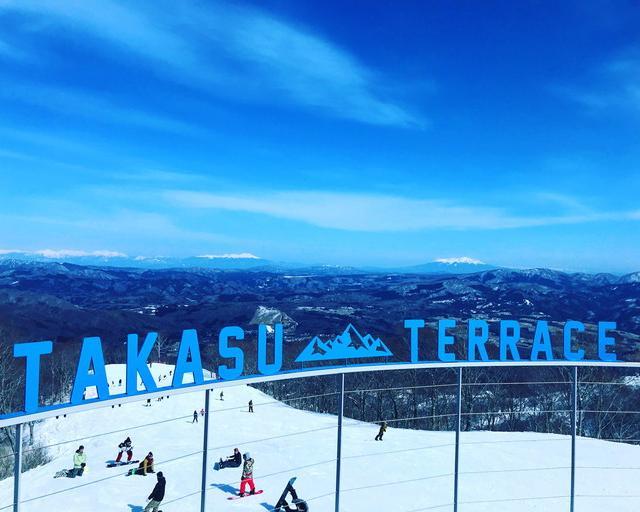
[
  {"xmin": 131, "ymin": 452, "xmax": 155, "ymax": 476},
  {"xmin": 144, "ymin": 471, "xmax": 166, "ymax": 512},
  {"xmin": 218, "ymin": 448, "xmax": 242, "ymax": 469},
  {"xmin": 375, "ymin": 421, "xmax": 387, "ymax": 441},
  {"xmin": 192, "ymin": 410, "xmax": 199, "ymax": 423},
  {"xmin": 116, "ymin": 437, "xmax": 134, "ymax": 463},
  {"xmin": 200, "ymin": 408, "xmax": 205, "ymax": 417},
  {"xmin": 248, "ymin": 400, "xmax": 254, "ymax": 413},
  {"xmin": 220, "ymin": 390, "xmax": 224, "ymax": 401},
  {"xmin": 69, "ymin": 445, "xmax": 86, "ymax": 478},
  {"xmin": 239, "ymin": 452, "xmax": 256, "ymax": 497}
]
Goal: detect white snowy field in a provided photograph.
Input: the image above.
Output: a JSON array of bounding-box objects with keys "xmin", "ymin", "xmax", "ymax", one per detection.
[{"xmin": 0, "ymin": 363, "xmax": 639, "ymax": 512}]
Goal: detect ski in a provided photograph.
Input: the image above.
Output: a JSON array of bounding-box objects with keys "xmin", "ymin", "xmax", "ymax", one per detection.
[{"xmin": 227, "ymin": 490, "xmax": 264, "ymax": 500}]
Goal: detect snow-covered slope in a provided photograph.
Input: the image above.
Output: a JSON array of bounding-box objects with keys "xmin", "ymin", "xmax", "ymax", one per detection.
[{"xmin": 1, "ymin": 364, "xmax": 638, "ymax": 511}]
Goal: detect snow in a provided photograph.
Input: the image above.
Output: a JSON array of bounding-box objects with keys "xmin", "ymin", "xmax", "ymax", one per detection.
[
  {"xmin": 1, "ymin": 364, "xmax": 639, "ymax": 511},
  {"xmin": 434, "ymin": 257, "xmax": 485, "ymax": 265}
]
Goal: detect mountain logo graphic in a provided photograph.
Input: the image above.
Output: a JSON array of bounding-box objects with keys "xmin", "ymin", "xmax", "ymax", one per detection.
[{"xmin": 296, "ymin": 324, "xmax": 393, "ymax": 363}]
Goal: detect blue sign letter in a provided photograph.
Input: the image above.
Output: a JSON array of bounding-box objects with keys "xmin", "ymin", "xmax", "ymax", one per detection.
[
  {"xmin": 218, "ymin": 326, "xmax": 245, "ymax": 380},
  {"xmin": 405, "ymin": 319, "xmax": 425, "ymax": 363},
  {"xmin": 71, "ymin": 337, "xmax": 109, "ymax": 404},
  {"xmin": 499, "ymin": 320, "xmax": 521, "ymax": 361},
  {"xmin": 468, "ymin": 319, "xmax": 489, "ymax": 361},
  {"xmin": 14, "ymin": 341, "xmax": 53, "ymax": 413},
  {"xmin": 258, "ymin": 324, "xmax": 283, "ymax": 376},
  {"xmin": 173, "ymin": 329, "xmax": 204, "ymax": 386},
  {"xmin": 127, "ymin": 332, "xmax": 159, "ymax": 395},
  {"xmin": 438, "ymin": 319, "xmax": 456, "ymax": 362},
  {"xmin": 563, "ymin": 321, "xmax": 585, "ymax": 361},
  {"xmin": 531, "ymin": 321, "xmax": 554, "ymax": 360},
  {"xmin": 598, "ymin": 321, "xmax": 617, "ymax": 362}
]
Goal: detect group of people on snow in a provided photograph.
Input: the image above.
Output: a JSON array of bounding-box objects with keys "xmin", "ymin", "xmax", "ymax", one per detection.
[{"xmin": 217, "ymin": 448, "xmax": 256, "ymax": 497}]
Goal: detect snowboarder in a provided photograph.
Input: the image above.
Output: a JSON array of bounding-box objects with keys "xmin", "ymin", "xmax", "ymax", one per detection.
[
  {"xmin": 116, "ymin": 437, "xmax": 134, "ymax": 463},
  {"xmin": 248, "ymin": 400, "xmax": 254, "ymax": 413},
  {"xmin": 220, "ymin": 391, "xmax": 224, "ymax": 401},
  {"xmin": 199, "ymin": 408, "xmax": 205, "ymax": 417},
  {"xmin": 130, "ymin": 452, "xmax": 154, "ymax": 476},
  {"xmin": 375, "ymin": 421, "xmax": 387, "ymax": 441},
  {"xmin": 218, "ymin": 448, "xmax": 242, "ymax": 469},
  {"xmin": 239, "ymin": 452, "xmax": 256, "ymax": 497},
  {"xmin": 144, "ymin": 471, "xmax": 166, "ymax": 512},
  {"xmin": 192, "ymin": 410, "xmax": 199, "ymax": 423},
  {"xmin": 69, "ymin": 445, "xmax": 86, "ymax": 478}
]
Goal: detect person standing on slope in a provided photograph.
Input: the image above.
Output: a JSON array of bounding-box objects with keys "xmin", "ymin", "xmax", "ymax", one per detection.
[
  {"xmin": 375, "ymin": 421, "xmax": 387, "ymax": 441},
  {"xmin": 144, "ymin": 471, "xmax": 166, "ymax": 512},
  {"xmin": 248, "ymin": 400, "xmax": 254, "ymax": 413},
  {"xmin": 239, "ymin": 452, "xmax": 256, "ymax": 497},
  {"xmin": 116, "ymin": 437, "xmax": 134, "ymax": 463},
  {"xmin": 220, "ymin": 390, "xmax": 224, "ymax": 401},
  {"xmin": 193, "ymin": 410, "xmax": 199, "ymax": 423},
  {"xmin": 69, "ymin": 445, "xmax": 87, "ymax": 478}
]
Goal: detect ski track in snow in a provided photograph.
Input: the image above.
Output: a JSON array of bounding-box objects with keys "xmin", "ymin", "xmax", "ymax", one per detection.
[{"xmin": 1, "ymin": 363, "xmax": 639, "ymax": 511}]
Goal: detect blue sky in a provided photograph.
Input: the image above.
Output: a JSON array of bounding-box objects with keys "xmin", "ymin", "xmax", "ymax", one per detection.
[{"xmin": 0, "ymin": 1, "xmax": 639, "ymax": 272}]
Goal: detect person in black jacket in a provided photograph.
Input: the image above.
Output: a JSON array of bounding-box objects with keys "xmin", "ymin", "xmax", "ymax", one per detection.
[
  {"xmin": 218, "ymin": 448, "xmax": 242, "ymax": 469},
  {"xmin": 144, "ymin": 471, "xmax": 165, "ymax": 512}
]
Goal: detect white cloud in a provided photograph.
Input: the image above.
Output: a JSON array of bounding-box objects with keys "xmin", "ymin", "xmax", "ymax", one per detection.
[
  {"xmin": 1, "ymin": 0, "xmax": 420, "ymax": 127},
  {"xmin": 0, "ymin": 249, "xmax": 127, "ymax": 258},
  {"xmin": 557, "ymin": 52, "xmax": 640, "ymax": 115},
  {"xmin": 0, "ymin": 84, "xmax": 201, "ymax": 135},
  {"xmin": 165, "ymin": 188, "xmax": 639, "ymax": 232}
]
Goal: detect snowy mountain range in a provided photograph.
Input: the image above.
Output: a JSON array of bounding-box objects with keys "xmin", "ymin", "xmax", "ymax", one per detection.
[
  {"xmin": 0, "ymin": 250, "xmax": 500, "ymax": 274},
  {"xmin": 296, "ymin": 324, "xmax": 393, "ymax": 362}
]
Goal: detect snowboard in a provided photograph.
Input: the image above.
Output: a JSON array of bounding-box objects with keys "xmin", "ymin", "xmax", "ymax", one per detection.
[
  {"xmin": 107, "ymin": 460, "xmax": 139, "ymax": 468},
  {"xmin": 227, "ymin": 490, "xmax": 264, "ymax": 500},
  {"xmin": 275, "ymin": 477, "xmax": 297, "ymax": 507}
]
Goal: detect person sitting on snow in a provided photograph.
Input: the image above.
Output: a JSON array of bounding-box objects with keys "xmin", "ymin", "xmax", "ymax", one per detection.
[
  {"xmin": 131, "ymin": 452, "xmax": 155, "ymax": 476},
  {"xmin": 218, "ymin": 448, "xmax": 242, "ymax": 469},
  {"xmin": 65, "ymin": 445, "xmax": 87, "ymax": 478}
]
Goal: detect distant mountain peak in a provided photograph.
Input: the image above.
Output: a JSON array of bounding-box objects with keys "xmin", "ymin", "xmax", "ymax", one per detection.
[
  {"xmin": 434, "ymin": 257, "xmax": 485, "ymax": 265},
  {"xmin": 196, "ymin": 253, "xmax": 261, "ymax": 260}
]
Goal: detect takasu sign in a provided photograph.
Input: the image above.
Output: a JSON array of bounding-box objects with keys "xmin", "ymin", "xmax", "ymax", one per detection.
[{"xmin": 5, "ymin": 318, "xmax": 620, "ymax": 418}]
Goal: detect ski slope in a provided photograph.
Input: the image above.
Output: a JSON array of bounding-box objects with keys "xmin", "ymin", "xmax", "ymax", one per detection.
[{"xmin": 1, "ymin": 363, "xmax": 639, "ymax": 512}]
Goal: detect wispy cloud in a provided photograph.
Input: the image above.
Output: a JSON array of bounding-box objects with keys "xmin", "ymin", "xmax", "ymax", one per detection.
[
  {"xmin": 556, "ymin": 51, "xmax": 640, "ymax": 116},
  {"xmin": 2, "ymin": 0, "xmax": 421, "ymax": 127},
  {"xmin": 164, "ymin": 189, "xmax": 639, "ymax": 232},
  {"xmin": 0, "ymin": 84, "xmax": 202, "ymax": 135},
  {"xmin": 0, "ymin": 248, "xmax": 127, "ymax": 258}
]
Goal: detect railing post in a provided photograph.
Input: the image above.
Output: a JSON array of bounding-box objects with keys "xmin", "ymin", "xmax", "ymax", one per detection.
[
  {"xmin": 13, "ymin": 422, "xmax": 22, "ymax": 512},
  {"xmin": 335, "ymin": 373, "xmax": 345, "ymax": 512},
  {"xmin": 200, "ymin": 389, "xmax": 211, "ymax": 512},
  {"xmin": 454, "ymin": 367, "xmax": 462, "ymax": 512},
  {"xmin": 570, "ymin": 366, "xmax": 578, "ymax": 512}
]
